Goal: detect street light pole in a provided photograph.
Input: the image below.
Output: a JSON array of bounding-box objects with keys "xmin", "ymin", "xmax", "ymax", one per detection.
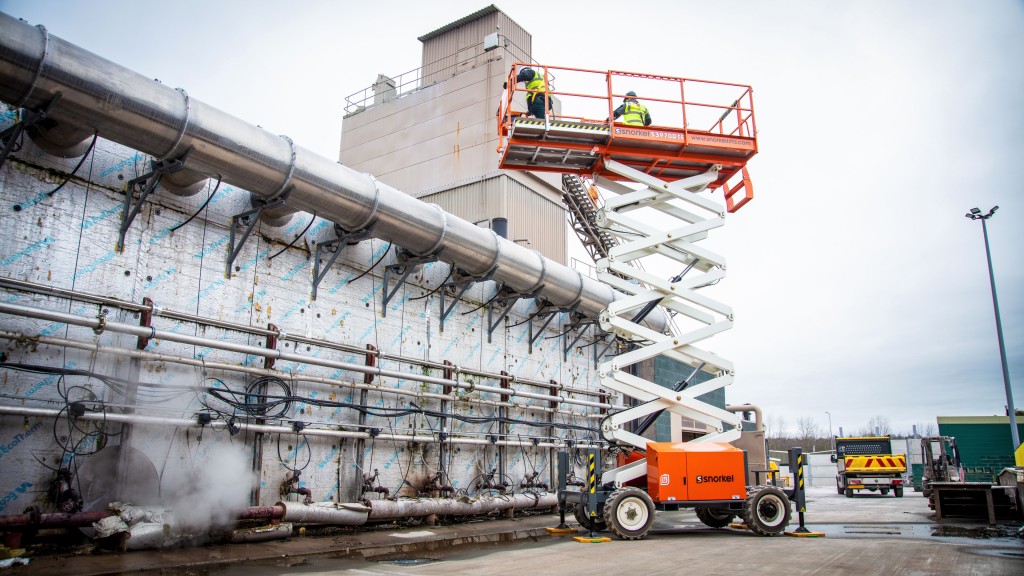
[
  {"xmin": 825, "ymin": 411, "xmax": 834, "ymax": 453},
  {"xmin": 965, "ymin": 206, "xmax": 1019, "ymax": 450}
]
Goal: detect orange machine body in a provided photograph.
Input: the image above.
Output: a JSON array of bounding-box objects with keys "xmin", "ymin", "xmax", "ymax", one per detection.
[{"xmin": 647, "ymin": 442, "xmax": 746, "ymax": 502}]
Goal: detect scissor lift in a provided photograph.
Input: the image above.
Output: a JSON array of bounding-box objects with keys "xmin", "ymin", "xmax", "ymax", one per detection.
[{"xmin": 498, "ymin": 65, "xmax": 791, "ymax": 540}]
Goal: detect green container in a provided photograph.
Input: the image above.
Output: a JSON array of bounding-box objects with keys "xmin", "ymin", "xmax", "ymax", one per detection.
[
  {"xmin": 937, "ymin": 416, "xmax": 1024, "ymax": 483},
  {"xmin": 911, "ymin": 463, "xmax": 923, "ymax": 491}
]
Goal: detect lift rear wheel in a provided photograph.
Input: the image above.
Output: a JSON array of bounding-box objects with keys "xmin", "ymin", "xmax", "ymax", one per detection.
[
  {"xmin": 894, "ymin": 485, "xmax": 904, "ymax": 497},
  {"xmin": 602, "ymin": 487, "xmax": 655, "ymax": 540},
  {"xmin": 695, "ymin": 507, "xmax": 734, "ymax": 528},
  {"xmin": 743, "ymin": 487, "xmax": 791, "ymax": 536},
  {"xmin": 573, "ymin": 503, "xmax": 607, "ymax": 532}
]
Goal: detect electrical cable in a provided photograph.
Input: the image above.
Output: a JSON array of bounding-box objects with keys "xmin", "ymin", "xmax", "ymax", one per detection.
[
  {"xmin": 268, "ymin": 214, "xmax": 317, "ymax": 260},
  {"xmin": 347, "ymin": 241, "xmax": 392, "ymax": 285},
  {"xmin": 408, "ymin": 265, "xmax": 454, "ymax": 301},
  {"xmin": 42, "ymin": 133, "xmax": 97, "ymax": 198},
  {"xmin": 170, "ymin": 177, "xmax": 222, "ymax": 232},
  {"xmin": 461, "ymin": 284, "xmax": 504, "ymax": 315},
  {"xmin": 276, "ymin": 430, "xmax": 311, "ymax": 473}
]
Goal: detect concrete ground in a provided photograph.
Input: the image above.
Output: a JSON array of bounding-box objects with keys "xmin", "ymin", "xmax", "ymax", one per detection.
[{"xmin": 10, "ymin": 487, "xmax": 1024, "ymax": 575}]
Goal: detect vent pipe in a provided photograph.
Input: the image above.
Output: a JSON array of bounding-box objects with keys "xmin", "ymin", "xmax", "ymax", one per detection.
[{"xmin": 0, "ymin": 13, "xmax": 665, "ymax": 330}]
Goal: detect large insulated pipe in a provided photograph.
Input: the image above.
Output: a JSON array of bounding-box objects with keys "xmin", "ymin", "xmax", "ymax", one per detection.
[
  {"xmin": 366, "ymin": 493, "xmax": 555, "ymax": 519},
  {"xmin": 0, "ymin": 495, "xmax": 553, "ymax": 532},
  {"xmin": 0, "ymin": 13, "xmax": 663, "ymax": 329}
]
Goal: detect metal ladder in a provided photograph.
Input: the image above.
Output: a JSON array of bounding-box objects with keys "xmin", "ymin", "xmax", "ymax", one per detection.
[
  {"xmin": 561, "ymin": 174, "xmax": 617, "ymax": 263},
  {"xmin": 594, "ymin": 160, "xmax": 743, "ymax": 487}
]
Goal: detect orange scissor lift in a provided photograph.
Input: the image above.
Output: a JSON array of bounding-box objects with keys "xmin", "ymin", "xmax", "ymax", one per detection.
[
  {"xmin": 497, "ymin": 64, "xmax": 757, "ymax": 213},
  {"xmin": 498, "ymin": 65, "xmax": 798, "ymax": 541}
]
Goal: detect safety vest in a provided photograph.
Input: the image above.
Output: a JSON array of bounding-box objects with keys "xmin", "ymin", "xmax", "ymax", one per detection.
[
  {"xmin": 621, "ymin": 100, "xmax": 648, "ymax": 126},
  {"xmin": 525, "ymin": 70, "xmax": 545, "ymax": 103}
]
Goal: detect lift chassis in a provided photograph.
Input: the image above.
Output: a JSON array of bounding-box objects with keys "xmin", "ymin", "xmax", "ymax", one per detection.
[{"xmin": 554, "ymin": 447, "xmax": 804, "ymax": 539}]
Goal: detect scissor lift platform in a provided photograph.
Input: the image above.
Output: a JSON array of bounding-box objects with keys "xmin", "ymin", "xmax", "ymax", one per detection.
[
  {"xmin": 502, "ymin": 117, "xmax": 756, "ymax": 186},
  {"xmin": 498, "ymin": 64, "xmax": 759, "ymax": 212}
]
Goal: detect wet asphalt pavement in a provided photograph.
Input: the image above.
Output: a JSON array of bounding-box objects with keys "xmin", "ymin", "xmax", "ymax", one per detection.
[{"xmin": 15, "ymin": 486, "xmax": 1024, "ymax": 575}]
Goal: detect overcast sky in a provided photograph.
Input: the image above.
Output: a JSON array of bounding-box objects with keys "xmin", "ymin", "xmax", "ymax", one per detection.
[{"xmin": 1, "ymin": 0, "xmax": 1021, "ymax": 439}]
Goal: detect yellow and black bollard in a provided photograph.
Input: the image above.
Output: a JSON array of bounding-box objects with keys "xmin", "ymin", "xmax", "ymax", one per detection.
[
  {"xmin": 785, "ymin": 447, "xmax": 824, "ymax": 537},
  {"xmin": 573, "ymin": 449, "xmax": 610, "ymax": 543}
]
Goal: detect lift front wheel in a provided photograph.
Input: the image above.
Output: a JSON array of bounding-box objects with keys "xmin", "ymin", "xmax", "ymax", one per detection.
[
  {"xmin": 602, "ymin": 487, "xmax": 655, "ymax": 540},
  {"xmin": 743, "ymin": 487, "xmax": 791, "ymax": 536}
]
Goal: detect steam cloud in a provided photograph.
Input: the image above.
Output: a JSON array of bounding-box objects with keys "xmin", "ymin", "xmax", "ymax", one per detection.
[{"xmin": 159, "ymin": 442, "xmax": 256, "ymax": 532}]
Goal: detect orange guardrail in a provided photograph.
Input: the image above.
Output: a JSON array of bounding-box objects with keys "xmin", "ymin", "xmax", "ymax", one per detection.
[{"xmin": 496, "ymin": 63, "xmax": 758, "ymax": 212}]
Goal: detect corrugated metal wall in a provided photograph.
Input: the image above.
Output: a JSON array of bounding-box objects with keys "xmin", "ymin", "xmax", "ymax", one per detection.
[
  {"xmin": 418, "ymin": 175, "xmax": 567, "ymax": 265},
  {"xmin": 421, "ymin": 10, "xmax": 531, "ymax": 86}
]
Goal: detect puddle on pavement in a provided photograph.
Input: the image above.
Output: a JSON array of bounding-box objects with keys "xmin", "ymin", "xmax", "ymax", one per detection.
[
  {"xmin": 197, "ymin": 530, "xmax": 560, "ymax": 576},
  {"xmin": 809, "ymin": 522, "xmax": 1024, "ymax": 547},
  {"xmin": 377, "ymin": 557, "xmax": 437, "ymax": 566},
  {"xmin": 962, "ymin": 547, "xmax": 1024, "ymax": 560}
]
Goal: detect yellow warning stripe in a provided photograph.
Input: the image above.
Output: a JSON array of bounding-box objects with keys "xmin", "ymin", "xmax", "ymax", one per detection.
[
  {"xmin": 514, "ymin": 119, "xmax": 609, "ymax": 132},
  {"xmin": 843, "ymin": 455, "xmax": 907, "ymax": 473}
]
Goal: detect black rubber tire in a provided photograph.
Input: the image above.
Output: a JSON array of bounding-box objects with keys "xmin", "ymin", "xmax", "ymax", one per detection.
[
  {"xmin": 844, "ymin": 486, "xmax": 854, "ymax": 497},
  {"xmin": 602, "ymin": 487, "xmax": 655, "ymax": 540},
  {"xmin": 837, "ymin": 482, "xmax": 844, "ymax": 495},
  {"xmin": 695, "ymin": 507, "xmax": 734, "ymax": 528},
  {"xmin": 894, "ymin": 485, "xmax": 904, "ymax": 498},
  {"xmin": 573, "ymin": 502, "xmax": 606, "ymax": 532},
  {"xmin": 743, "ymin": 487, "xmax": 791, "ymax": 536}
]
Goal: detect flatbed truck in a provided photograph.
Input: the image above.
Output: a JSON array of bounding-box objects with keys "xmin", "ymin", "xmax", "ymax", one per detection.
[{"xmin": 833, "ymin": 436, "xmax": 907, "ymax": 497}]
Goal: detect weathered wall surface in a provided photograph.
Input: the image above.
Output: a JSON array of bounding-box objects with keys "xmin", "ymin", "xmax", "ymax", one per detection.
[{"xmin": 0, "ymin": 105, "xmax": 606, "ymax": 516}]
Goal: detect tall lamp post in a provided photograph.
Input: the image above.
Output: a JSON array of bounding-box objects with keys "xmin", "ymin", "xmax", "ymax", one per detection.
[
  {"xmin": 825, "ymin": 411, "xmax": 834, "ymax": 453},
  {"xmin": 965, "ymin": 206, "xmax": 1019, "ymax": 450}
]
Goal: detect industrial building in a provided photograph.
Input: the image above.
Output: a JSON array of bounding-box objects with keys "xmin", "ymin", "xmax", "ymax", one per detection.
[{"xmin": 0, "ymin": 5, "xmax": 760, "ymax": 549}]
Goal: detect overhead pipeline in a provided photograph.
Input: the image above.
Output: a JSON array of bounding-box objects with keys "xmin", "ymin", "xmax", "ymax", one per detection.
[{"xmin": 0, "ymin": 12, "xmax": 666, "ymax": 330}]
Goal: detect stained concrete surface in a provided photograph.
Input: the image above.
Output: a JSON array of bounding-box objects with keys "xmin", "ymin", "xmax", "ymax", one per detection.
[{"xmin": 10, "ymin": 487, "xmax": 1024, "ymax": 575}]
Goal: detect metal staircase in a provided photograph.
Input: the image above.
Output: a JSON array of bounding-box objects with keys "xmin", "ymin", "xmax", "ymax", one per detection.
[{"xmin": 561, "ymin": 174, "xmax": 617, "ymax": 263}]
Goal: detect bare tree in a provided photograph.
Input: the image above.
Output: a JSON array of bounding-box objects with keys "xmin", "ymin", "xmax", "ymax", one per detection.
[
  {"xmin": 916, "ymin": 421, "xmax": 937, "ymax": 437},
  {"xmin": 796, "ymin": 416, "xmax": 821, "ymax": 441},
  {"xmin": 765, "ymin": 415, "xmax": 787, "ymax": 440},
  {"xmin": 764, "ymin": 415, "xmax": 787, "ymax": 452},
  {"xmin": 858, "ymin": 415, "xmax": 892, "ymax": 436}
]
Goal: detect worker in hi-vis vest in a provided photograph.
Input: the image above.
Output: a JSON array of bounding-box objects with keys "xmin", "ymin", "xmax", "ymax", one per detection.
[
  {"xmin": 504, "ymin": 66, "xmax": 547, "ymax": 119},
  {"xmin": 613, "ymin": 91, "xmax": 652, "ymax": 126}
]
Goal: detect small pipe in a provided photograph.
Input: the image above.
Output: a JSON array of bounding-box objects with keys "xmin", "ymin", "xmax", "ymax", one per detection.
[
  {"xmin": 0, "ymin": 301, "xmax": 611, "ymax": 411},
  {"xmin": 0, "ymin": 330, "xmax": 615, "ymax": 419},
  {"xmin": 725, "ymin": 403, "xmax": 763, "ymax": 432},
  {"xmin": 0, "ymin": 510, "xmax": 113, "ymax": 530},
  {"xmin": 0, "ymin": 406, "xmax": 599, "ymax": 449},
  {"xmin": 0, "ymin": 277, "xmax": 606, "ymax": 398}
]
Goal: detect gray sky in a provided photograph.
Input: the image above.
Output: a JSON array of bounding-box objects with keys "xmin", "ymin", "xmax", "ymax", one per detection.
[{"xmin": 1, "ymin": 0, "xmax": 1021, "ymax": 438}]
